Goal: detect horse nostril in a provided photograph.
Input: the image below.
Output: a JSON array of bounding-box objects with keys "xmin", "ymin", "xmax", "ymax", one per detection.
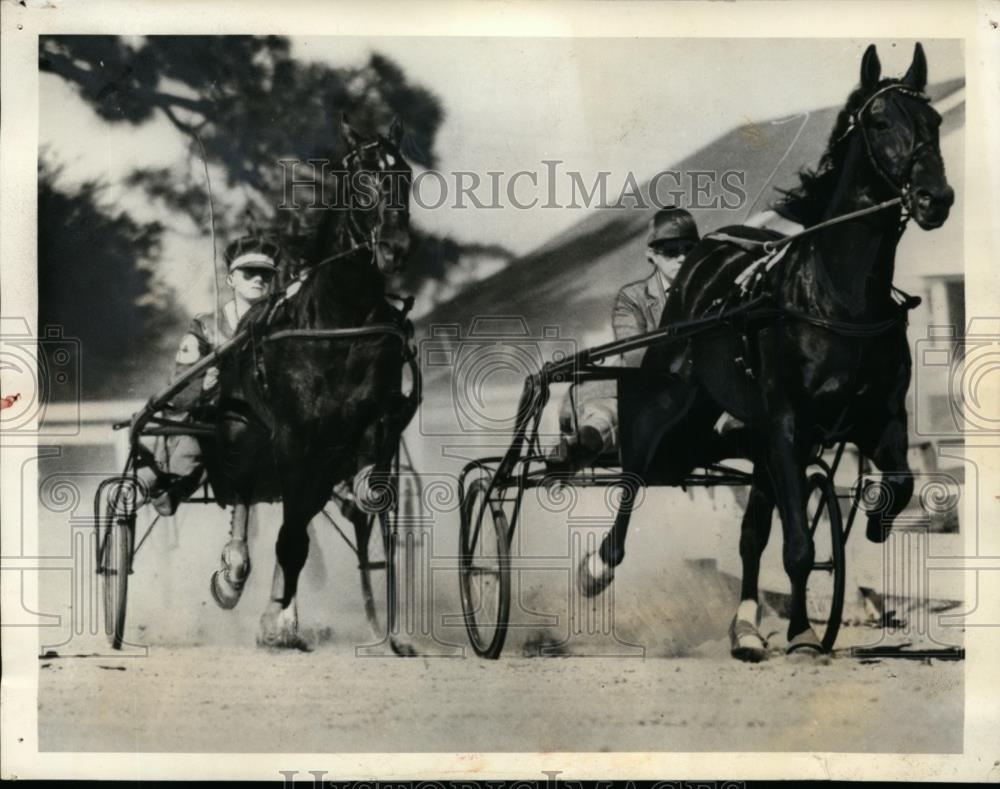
[{"xmin": 915, "ymin": 186, "xmax": 954, "ymax": 211}]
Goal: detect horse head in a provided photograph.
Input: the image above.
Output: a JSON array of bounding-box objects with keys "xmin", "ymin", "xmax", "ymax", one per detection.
[
  {"xmin": 340, "ymin": 116, "xmax": 412, "ymax": 275},
  {"xmin": 851, "ymin": 43, "xmax": 954, "ymax": 229}
]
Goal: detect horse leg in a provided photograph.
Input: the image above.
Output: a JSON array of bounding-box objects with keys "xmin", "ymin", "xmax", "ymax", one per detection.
[
  {"xmin": 576, "ymin": 391, "xmax": 716, "ymax": 599},
  {"xmin": 761, "ymin": 414, "xmax": 820, "ymax": 653},
  {"xmin": 211, "ymin": 408, "xmax": 261, "ymax": 609},
  {"xmin": 576, "ymin": 476, "xmax": 639, "ymax": 598},
  {"xmin": 730, "ymin": 468, "xmax": 775, "ymax": 662},
  {"xmin": 860, "ymin": 413, "xmax": 913, "ymax": 544},
  {"xmin": 258, "ymin": 475, "xmax": 328, "ymax": 650},
  {"xmin": 210, "ymin": 501, "xmax": 253, "ymax": 610}
]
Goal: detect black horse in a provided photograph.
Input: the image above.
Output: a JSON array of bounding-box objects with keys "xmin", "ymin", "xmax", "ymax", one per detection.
[
  {"xmin": 579, "ymin": 44, "xmax": 953, "ymax": 660},
  {"xmin": 208, "ymin": 118, "xmax": 416, "ymax": 651}
]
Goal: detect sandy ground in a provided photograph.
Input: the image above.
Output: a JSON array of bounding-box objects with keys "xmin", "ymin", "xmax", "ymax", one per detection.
[
  {"xmin": 34, "ymin": 436, "xmax": 965, "ymax": 755},
  {"xmin": 37, "ymin": 519, "xmax": 964, "ymax": 756},
  {"xmin": 39, "ymin": 641, "xmax": 962, "ymax": 754}
]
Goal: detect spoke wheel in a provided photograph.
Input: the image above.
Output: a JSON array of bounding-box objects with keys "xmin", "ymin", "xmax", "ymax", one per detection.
[
  {"xmin": 805, "ymin": 470, "xmax": 846, "ymax": 652},
  {"xmin": 100, "ymin": 485, "xmax": 135, "ymax": 650},
  {"xmin": 459, "ymin": 477, "xmax": 511, "ymax": 659}
]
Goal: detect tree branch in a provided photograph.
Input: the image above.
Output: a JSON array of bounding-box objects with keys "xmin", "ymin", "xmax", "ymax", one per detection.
[{"xmin": 40, "ymin": 48, "xmax": 214, "ymax": 119}]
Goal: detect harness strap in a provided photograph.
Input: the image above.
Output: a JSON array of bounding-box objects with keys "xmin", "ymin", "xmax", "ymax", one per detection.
[
  {"xmin": 704, "ymin": 231, "xmax": 774, "ymax": 251},
  {"xmin": 703, "ymin": 196, "xmax": 903, "ymax": 259},
  {"xmin": 262, "ymin": 323, "xmax": 411, "ymax": 345},
  {"xmin": 760, "ymin": 197, "xmax": 903, "ymax": 254},
  {"xmin": 779, "ymin": 307, "xmax": 904, "ymax": 338}
]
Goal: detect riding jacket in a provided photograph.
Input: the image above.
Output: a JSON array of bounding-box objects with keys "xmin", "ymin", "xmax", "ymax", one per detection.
[
  {"xmin": 612, "ymin": 271, "xmax": 670, "ymax": 366},
  {"xmin": 170, "ymin": 300, "xmax": 240, "ymax": 411},
  {"xmin": 559, "ymin": 269, "xmax": 670, "ymax": 442}
]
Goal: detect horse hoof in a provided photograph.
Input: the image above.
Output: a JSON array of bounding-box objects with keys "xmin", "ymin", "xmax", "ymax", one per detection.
[
  {"xmin": 210, "ymin": 570, "xmax": 243, "ymax": 610},
  {"xmin": 221, "ymin": 540, "xmax": 251, "ymax": 583},
  {"xmin": 787, "ymin": 648, "xmax": 830, "ymax": 665},
  {"xmin": 576, "ymin": 549, "xmax": 615, "ymax": 598},
  {"xmin": 731, "ymin": 645, "xmax": 768, "ymax": 663},
  {"xmin": 390, "ymin": 637, "xmax": 419, "ymax": 657},
  {"xmin": 786, "ymin": 628, "xmax": 828, "ymax": 663},
  {"xmin": 258, "ymin": 603, "xmax": 306, "ymax": 650},
  {"xmin": 729, "ymin": 616, "xmax": 768, "ymax": 663},
  {"xmin": 210, "ymin": 542, "xmax": 250, "ymax": 610},
  {"xmin": 256, "ymin": 632, "xmax": 311, "ymax": 652}
]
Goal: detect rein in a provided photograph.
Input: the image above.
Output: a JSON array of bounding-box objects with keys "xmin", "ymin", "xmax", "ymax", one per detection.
[
  {"xmin": 759, "ymin": 196, "xmax": 903, "ymax": 254},
  {"xmin": 730, "ymin": 84, "xmax": 931, "ymax": 255},
  {"xmin": 543, "ymin": 292, "xmax": 917, "ymax": 382},
  {"xmin": 263, "ymin": 323, "xmax": 411, "ymax": 345},
  {"xmin": 308, "ymin": 242, "xmax": 374, "ymax": 276}
]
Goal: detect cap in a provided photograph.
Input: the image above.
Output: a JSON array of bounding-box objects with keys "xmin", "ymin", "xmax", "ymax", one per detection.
[
  {"xmin": 646, "ymin": 208, "xmax": 700, "ymax": 246},
  {"xmin": 224, "ymin": 235, "xmax": 280, "ymax": 272}
]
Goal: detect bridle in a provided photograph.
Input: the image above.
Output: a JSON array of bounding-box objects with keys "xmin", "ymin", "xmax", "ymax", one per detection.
[
  {"xmin": 753, "ymin": 83, "xmax": 934, "ymax": 255},
  {"xmin": 834, "ymin": 82, "xmax": 932, "ymax": 203},
  {"xmin": 274, "ymin": 138, "xmax": 412, "ymax": 306},
  {"xmin": 339, "ymin": 139, "xmax": 404, "ymax": 262}
]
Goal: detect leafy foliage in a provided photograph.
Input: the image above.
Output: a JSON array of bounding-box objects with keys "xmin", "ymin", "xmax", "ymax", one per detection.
[
  {"xmin": 40, "ymin": 36, "xmax": 444, "ymax": 236},
  {"xmin": 39, "ymin": 34, "xmax": 514, "ymax": 397},
  {"xmin": 38, "ymin": 158, "xmax": 185, "ymax": 399}
]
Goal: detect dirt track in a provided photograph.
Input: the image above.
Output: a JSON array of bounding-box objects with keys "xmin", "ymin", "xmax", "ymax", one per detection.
[
  {"xmin": 40, "ymin": 641, "xmax": 962, "ymax": 754},
  {"xmin": 37, "ymin": 443, "xmax": 964, "ymax": 755}
]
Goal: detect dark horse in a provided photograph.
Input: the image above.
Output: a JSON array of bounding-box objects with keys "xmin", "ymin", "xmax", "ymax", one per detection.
[
  {"xmin": 208, "ymin": 118, "xmax": 416, "ymax": 651},
  {"xmin": 579, "ymin": 44, "xmax": 953, "ymax": 660}
]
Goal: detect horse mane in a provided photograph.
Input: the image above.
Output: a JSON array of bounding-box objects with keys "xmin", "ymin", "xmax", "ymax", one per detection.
[{"xmin": 770, "ymin": 78, "xmax": 903, "ymax": 227}]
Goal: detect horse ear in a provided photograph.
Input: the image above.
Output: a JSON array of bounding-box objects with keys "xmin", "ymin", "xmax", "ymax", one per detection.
[
  {"xmin": 389, "ymin": 116, "xmax": 403, "ymax": 147},
  {"xmin": 860, "ymin": 44, "xmax": 881, "ymax": 90},
  {"xmin": 341, "ymin": 113, "xmax": 361, "ymax": 148},
  {"xmin": 903, "ymin": 42, "xmax": 928, "ymax": 91}
]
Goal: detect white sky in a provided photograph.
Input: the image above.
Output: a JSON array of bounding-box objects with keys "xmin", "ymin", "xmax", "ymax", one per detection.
[{"xmin": 40, "ymin": 37, "xmax": 963, "ymax": 314}]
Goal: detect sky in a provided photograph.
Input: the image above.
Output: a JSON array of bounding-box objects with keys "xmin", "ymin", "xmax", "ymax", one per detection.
[{"xmin": 39, "ymin": 36, "xmax": 964, "ymax": 314}]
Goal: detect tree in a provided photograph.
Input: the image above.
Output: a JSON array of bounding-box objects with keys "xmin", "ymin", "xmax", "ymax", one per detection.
[
  {"xmin": 39, "ymin": 36, "xmax": 496, "ymax": 285},
  {"xmin": 38, "ymin": 157, "xmax": 185, "ymax": 399}
]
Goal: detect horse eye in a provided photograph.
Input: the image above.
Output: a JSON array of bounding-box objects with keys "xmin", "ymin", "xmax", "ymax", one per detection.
[{"xmin": 870, "ymin": 114, "xmax": 892, "ymax": 132}]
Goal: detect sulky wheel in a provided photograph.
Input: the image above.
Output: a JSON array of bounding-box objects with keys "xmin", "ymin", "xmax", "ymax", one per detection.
[
  {"xmin": 459, "ymin": 476, "xmax": 511, "ymax": 659},
  {"xmin": 804, "ymin": 470, "xmax": 846, "ymax": 652},
  {"xmin": 99, "ymin": 480, "xmax": 136, "ymax": 650},
  {"xmin": 352, "ymin": 508, "xmax": 382, "ymax": 637}
]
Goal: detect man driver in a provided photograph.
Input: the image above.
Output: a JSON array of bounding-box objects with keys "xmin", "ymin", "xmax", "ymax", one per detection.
[{"xmin": 552, "ymin": 207, "xmax": 700, "ymax": 469}]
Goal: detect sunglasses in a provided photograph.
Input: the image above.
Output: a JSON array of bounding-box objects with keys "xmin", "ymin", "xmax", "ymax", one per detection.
[
  {"xmin": 650, "ymin": 242, "xmax": 695, "ymax": 257},
  {"xmin": 236, "ymin": 267, "xmax": 276, "ymax": 282}
]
